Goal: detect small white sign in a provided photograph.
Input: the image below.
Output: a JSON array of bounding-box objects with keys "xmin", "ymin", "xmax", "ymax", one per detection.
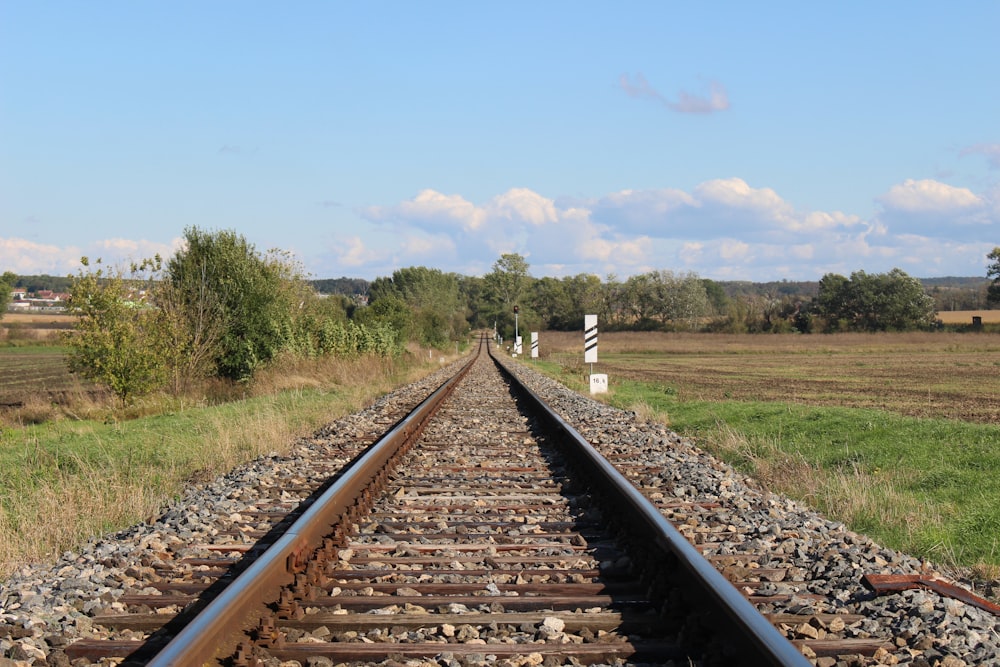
[
  {"xmin": 589, "ymin": 373, "xmax": 608, "ymax": 394},
  {"xmin": 515, "ymin": 335, "xmax": 522, "ymax": 355},
  {"xmin": 530, "ymin": 332, "xmax": 538, "ymax": 358}
]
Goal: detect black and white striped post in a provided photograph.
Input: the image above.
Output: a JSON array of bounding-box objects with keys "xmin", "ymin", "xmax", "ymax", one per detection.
[
  {"xmin": 584, "ymin": 314, "xmax": 598, "ymax": 365},
  {"xmin": 584, "ymin": 315, "xmax": 607, "ymax": 394}
]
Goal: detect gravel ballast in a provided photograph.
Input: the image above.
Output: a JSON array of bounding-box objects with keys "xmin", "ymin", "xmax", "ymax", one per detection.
[{"xmin": 2, "ymin": 353, "xmax": 998, "ymax": 666}]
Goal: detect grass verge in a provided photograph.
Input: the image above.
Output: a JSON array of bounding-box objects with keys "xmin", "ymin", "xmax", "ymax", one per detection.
[
  {"xmin": 0, "ymin": 351, "xmax": 459, "ymax": 579},
  {"xmin": 532, "ymin": 359, "xmax": 1000, "ymax": 571}
]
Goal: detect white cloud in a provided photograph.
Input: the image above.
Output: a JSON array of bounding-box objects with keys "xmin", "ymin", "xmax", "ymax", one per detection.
[
  {"xmin": 364, "ymin": 189, "xmax": 486, "ymax": 232},
  {"xmin": 91, "ymin": 237, "xmax": 183, "ymax": 263},
  {"xmin": 875, "ymin": 178, "xmax": 996, "ymax": 240},
  {"xmin": 718, "ymin": 239, "xmax": 751, "ymax": 260},
  {"xmin": 591, "ymin": 178, "xmax": 860, "ymax": 242},
  {"xmin": 879, "ymin": 179, "xmax": 981, "ymax": 212},
  {"xmin": 1, "ymin": 236, "xmax": 181, "ymax": 275},
  {"xmin": 489, "ymin": 188, "xmax": 558, "ymax": 226},
  {"xmin": 0, "ymin": 237, "xmax": 81, "ymax": 274},
  {"xmin": 350, "ymin": 179, "xmax": 996, "ymax": 280},
  {"xmin": 330, "ymin": 236, "xmax": 383, "ymax": 267},
  {"xmin": 695, "ymin": 178, "xmax": 784, "ymax": 210},
  {"xmin": 364, "ymin": 187, "xmax": 562, "ymax": 234},
  {"xmin": 11, "ymin": 177, "xmax": 995, "ymax": 283},
  {"xmin": 797, "ymin": 210, "xmax": 864, "ymax": 232},
  {"xmin": 401, "ymin": 233, "xmax": 457, "ymax": 258}
]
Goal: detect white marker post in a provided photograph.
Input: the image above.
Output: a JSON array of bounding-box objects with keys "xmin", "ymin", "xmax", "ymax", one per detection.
[
  {"xmin": 584, "ymin": 315, "xmax": 607, "ymax": 394},
  {"xmin": 584, "ymin": 315, "xmax": 598, "ymax": 364},
  {"xmin": 530, "ymin": 332, "xmax": 538, "ymax": 358}
]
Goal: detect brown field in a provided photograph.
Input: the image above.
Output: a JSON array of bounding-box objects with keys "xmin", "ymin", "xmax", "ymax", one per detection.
[
  {"xmin": 1, "ymin": 311, "xmax": 76, "ymax": 341},
  {"xmin": 0, "ymin": 314, "xmax": 98, "ymax": 414},
  {"xmin": 2, "ymin": 312, "xmax": 75, "ymax": 325},
  {"xmin": 0, "ymin": 350, "xmax": 103, "ymax": 414},
  {"xmin": 537, "ymin": 330, "xmax": 1000, "ymax": 424},
  {"xmin": 935, "ymin": 309, "xmax": 1000, "ymax": 324}
]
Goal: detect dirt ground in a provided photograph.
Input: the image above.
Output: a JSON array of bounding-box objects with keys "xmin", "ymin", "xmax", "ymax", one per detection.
[{"xmin": 536, "ymin": 330, "xmax": 1000, "ymax": 424}]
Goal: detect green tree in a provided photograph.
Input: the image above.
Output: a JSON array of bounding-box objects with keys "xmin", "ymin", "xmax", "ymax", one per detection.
[
  {"xmin": 484, "ymin": 253, "xmax": 531, "ymax": 338},
  {"xmin": 354, "ymin": 294, "xmax": 413, "ymax": 342},
  {"xmin": 166, "ymin": 227, "xmax": 300, "ymax": 381},
  {"xmin": 561, "ymin": 274, "xmax": 604, "ymax": 329},
  {"xmin": 0, "ymin": 271, "xmax": 17, "ymax": 319},
  {"xmin": 987, "ymin": 247, "xmax": 1000, "ymax": 305},
  {"xmin": 621, "ymin": 270, "xmax": 708, "ymax": 330},
  {"xmin": 369, "ymin": 266, "xmax": 468, "ymax": 347},
  {"xmin": 368, "ymin": 267, "xmax": 465, "ymax": 346},
  {"xmin": 63, "ymin": 258, "xmax": 171, "ymax": 406},
  {"xmin": 154, "ymin": 264, "xmax": 225, "ymax": 392},
  {"xmin": 701, "ymin": 279, "xmax": 729, "ymax": 315},
  {"xmin": 815, "ymin": 268, "xmax": 935, "ymax": 332},
  {"xmin": 600, "ymin": 274, "xmax": 630, "ymax": 329},
  {"xmin": 623, "ymin": 273, "xmax": 656, "ymax": 326},
  {"xmin": 457, "ymin": 275, "xmax": 488, "ymax": 330},
  {"xmin": 529, "ymin": 276, "xmax": 571, "ymax": 330},
  {"xmin": 646, "ymin": 270, "xmax": 709, "ymax": 328}
]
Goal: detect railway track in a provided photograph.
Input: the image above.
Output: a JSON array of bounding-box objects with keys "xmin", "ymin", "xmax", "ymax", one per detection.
[
  {"xmin": 60, "ymin": 337, "xmax": 806, "ymax": 665},
  {"xmin": 7, "ymin": 335, "xmax": 998, "ymax": 665}
]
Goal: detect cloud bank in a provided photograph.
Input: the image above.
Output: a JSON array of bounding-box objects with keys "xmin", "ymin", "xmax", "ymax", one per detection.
[
  {"xmin": 1, "ymin": 237, "xmax": 183, "ymax": 276},
  {"xmin": 5, "ymin": 178, "xmax": 996, "ymax": 282}
]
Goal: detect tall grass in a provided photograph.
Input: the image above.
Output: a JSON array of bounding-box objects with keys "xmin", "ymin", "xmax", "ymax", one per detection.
[{"xmin": 0, "ymin": 349, "xmax": 460, "ymax": 578}]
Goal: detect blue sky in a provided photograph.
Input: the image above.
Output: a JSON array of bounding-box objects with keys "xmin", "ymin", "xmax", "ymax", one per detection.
[{"xmin": 2, "ymin": 2, "xmax": 998, "ymax": 283}]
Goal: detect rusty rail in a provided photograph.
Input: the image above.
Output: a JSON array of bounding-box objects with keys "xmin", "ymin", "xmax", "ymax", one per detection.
[
  {"xmin": 490, "ymin": 347, "xmax": 812, "ymax": 667},
  {"xmin": 142, "ymin": 339, "xmax": 484, "ymax": 666},
  {"xmin": 139, "ymin": 334, "xmax": 810, "ymax": 665}
]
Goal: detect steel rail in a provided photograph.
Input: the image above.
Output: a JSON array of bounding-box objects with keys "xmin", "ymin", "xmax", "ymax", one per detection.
[
  {"xmin": 141, "ymin": 339, "xmax": 484, "ymax": 667},
  {"xmin": 490, "ymin": 347, "xmax": 812, "ymax": 667}
]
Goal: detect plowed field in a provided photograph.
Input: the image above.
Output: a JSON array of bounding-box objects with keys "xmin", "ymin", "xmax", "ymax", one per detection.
[{"xmin": 538, "ymin": 331, "xmax": 1000, "ymax": 424}]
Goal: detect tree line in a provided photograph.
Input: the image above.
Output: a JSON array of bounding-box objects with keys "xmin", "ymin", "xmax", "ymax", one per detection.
[
  {"xmin": 3, "ymin": 237, "xmax": 999, "ymax": 406},
  {"xmin": 346, "ymin": 251, "xmax": 998, "ymax": 343}
]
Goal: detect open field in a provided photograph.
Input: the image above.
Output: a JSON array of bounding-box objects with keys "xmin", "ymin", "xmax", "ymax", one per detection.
[
  {"xmin": 2, "ymin": 312, "xmax": 75, "ymax": 325},
  {"xmin": 936, "ymin": 309, "xmax": 1000, "ymax": 324},
  {"xmin": 538, "ymin": 330, "xmax": 1000, "ymax": 424},
  {"xmin": 531, "ymin": 330, "xmax": 1000, "ymax": 571},
  {"xmin": 0, "ymin": 347, "xmax": 105, "ymax": 415},
  {"xmin": 1, "ymin": 311, "xmax": 76, "ymax": 342},
  {"xmin": 0, "ymin": 347, "xmax": 72, "ymax": 397}
]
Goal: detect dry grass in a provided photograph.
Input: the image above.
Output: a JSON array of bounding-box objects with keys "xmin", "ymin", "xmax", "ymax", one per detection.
[
  {"xmin": 2, "ymin": 313, "xmax": 76, "ymax": 325},
  {"xmin": 536, "ymin": 330, "xmax": 1000, "ymax": 574},
  {"xmin": 0, "ymin": 312, "xmax": 76, "ymax": 342},
  {"xmin": 0, "ymin": 348, "xmax": 465, "ymax": 577},
  {"xmin": 936, "ymin": 310, "xmax": 1000, "ymax": 324},
  {"xmin": 537, "ymin": 329, "xmax": 1000, "ymax": 355},
  {"xmin": 0, "ymin": 459, "xmax": 170, "ymax": 568},
  {"xmin": 538, "ymin": 330, "xmax": 1000, "ymax": 424}
]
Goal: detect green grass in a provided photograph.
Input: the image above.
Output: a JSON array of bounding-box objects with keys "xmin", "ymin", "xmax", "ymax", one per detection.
[
  {"xmin": 532, "ymin": 359, "xmax": 1000, "ymax": 568},
  {"xmin": 0, "ymin": 389, "xmax": 345, "ymax": 545},
  {"xmin": 0, "ymin": 352, "xmax": 456, "ymax": 577}
]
